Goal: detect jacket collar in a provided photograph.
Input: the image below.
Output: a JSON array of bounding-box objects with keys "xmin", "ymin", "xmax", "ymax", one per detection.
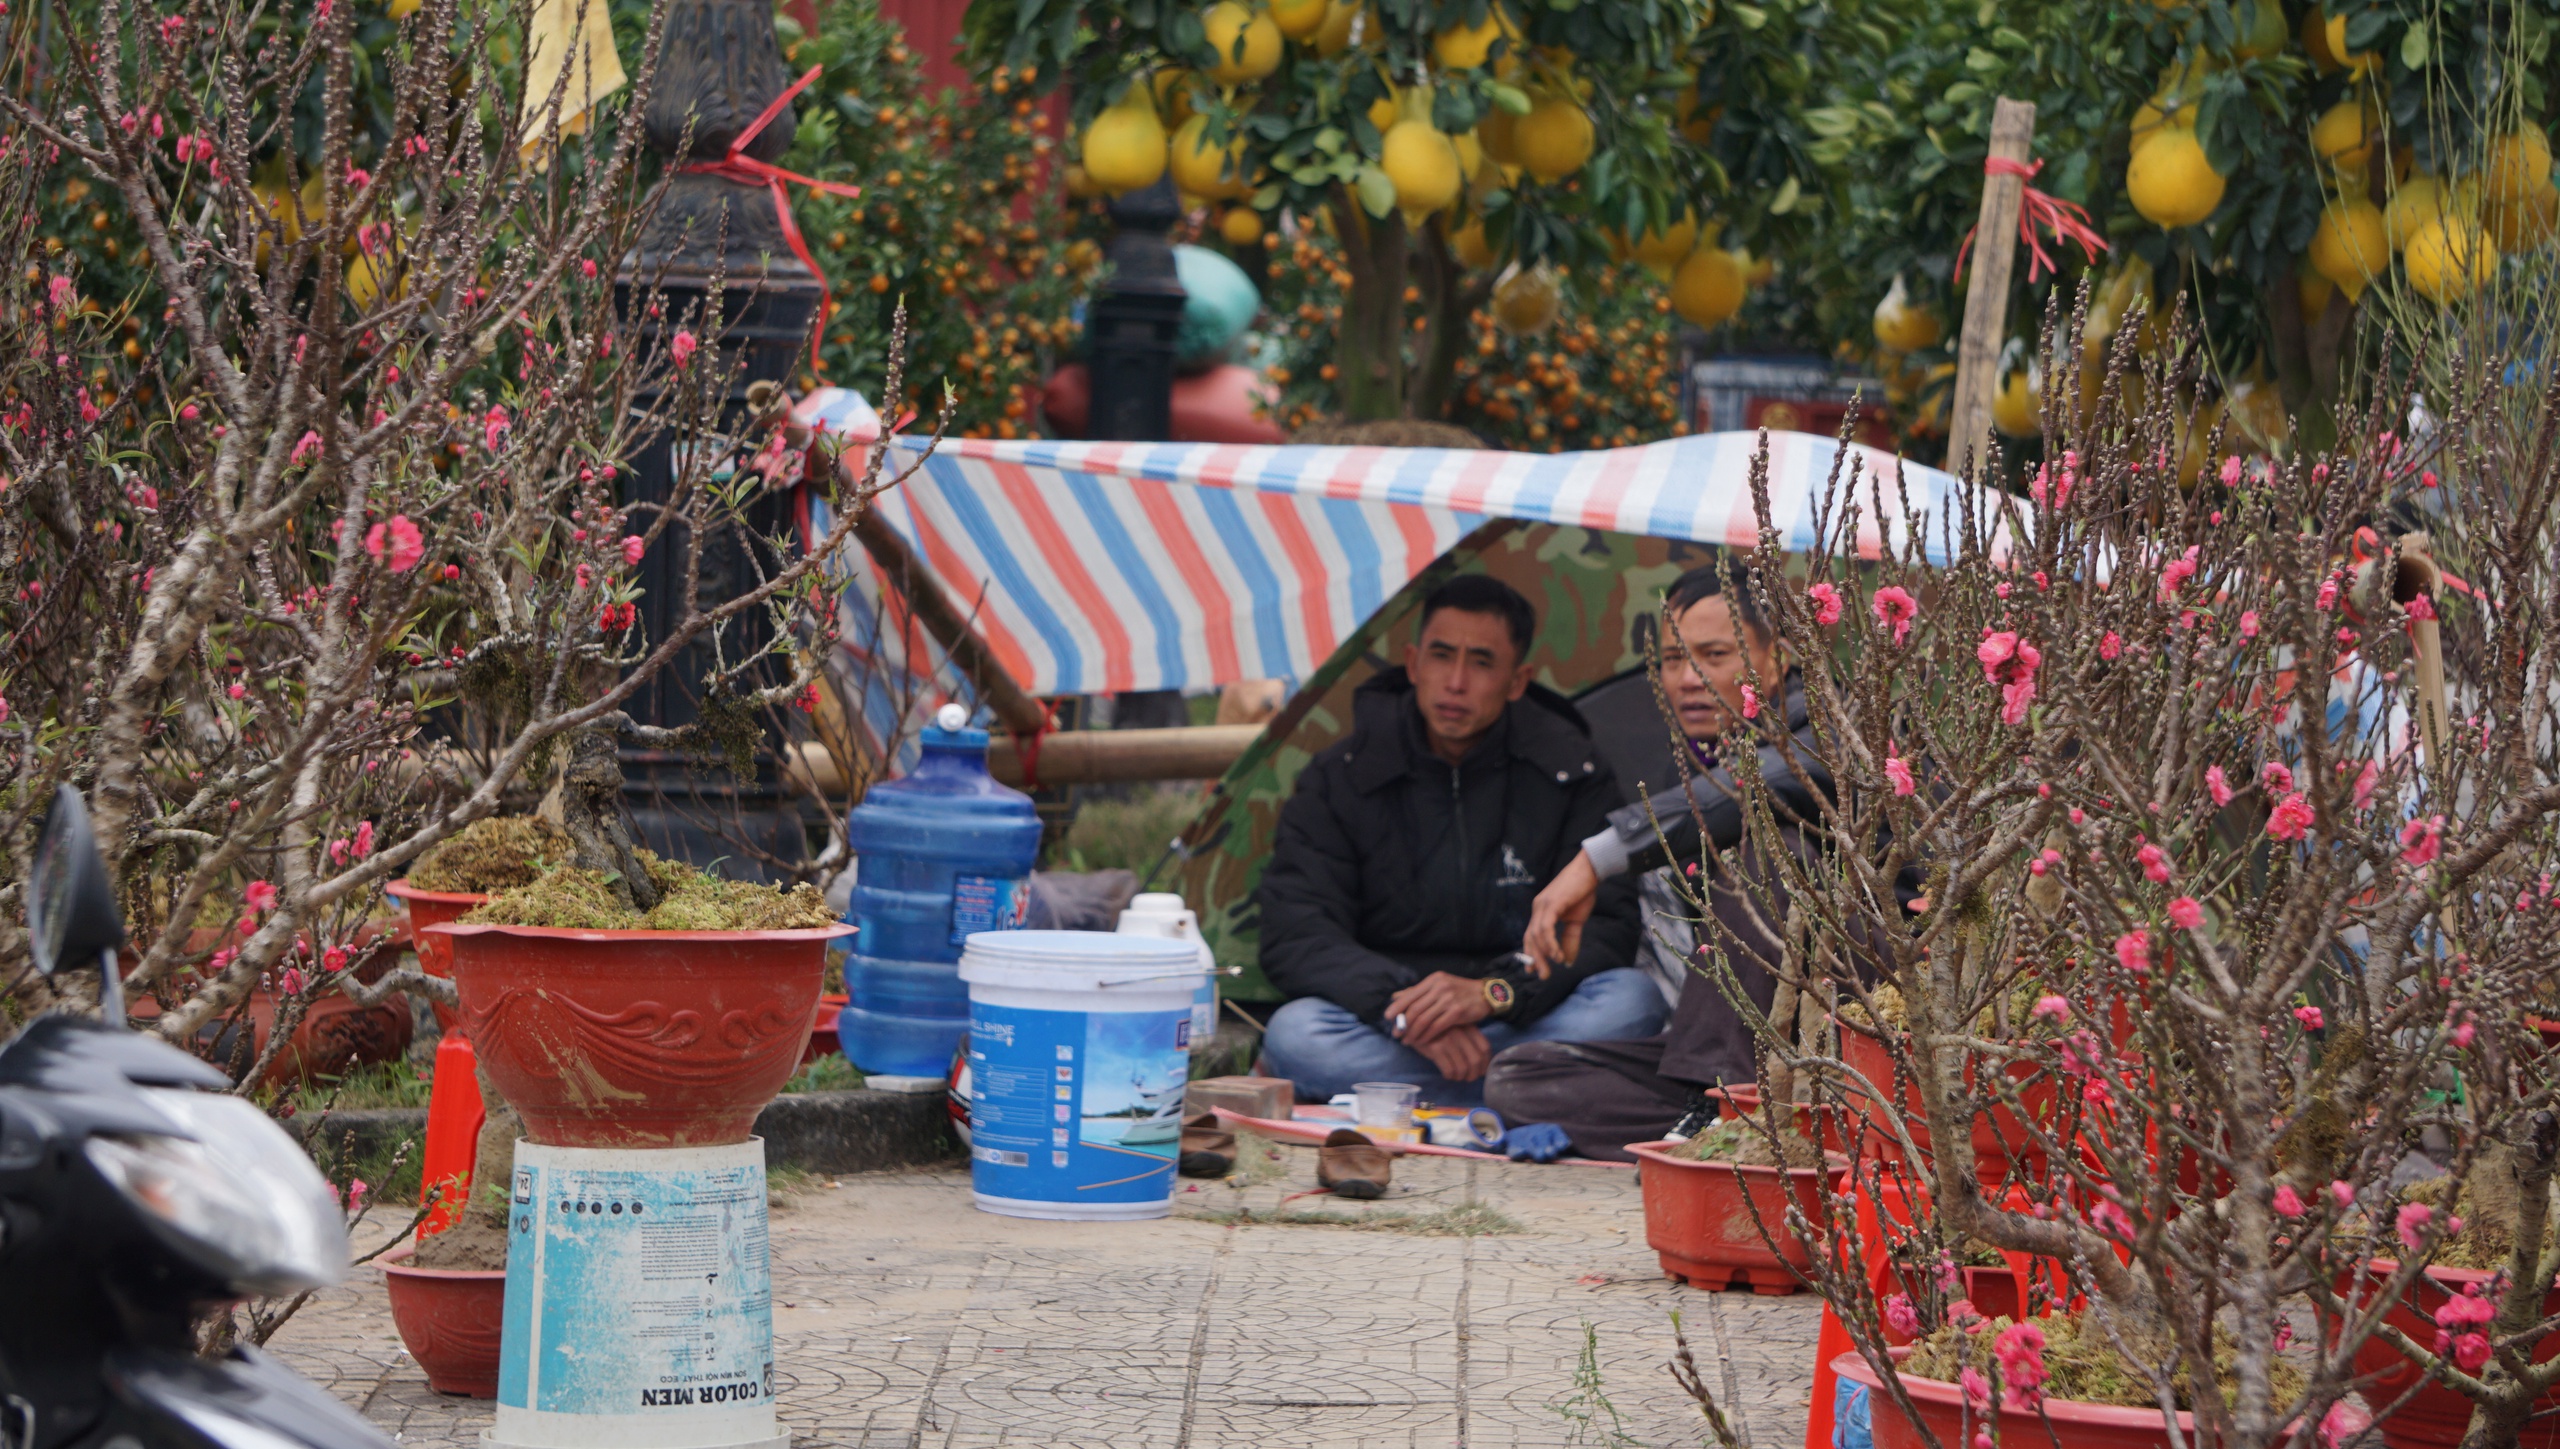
[{"xmin": 1343, "ymin": 667, "xmax": 1600, "ymax": 794}]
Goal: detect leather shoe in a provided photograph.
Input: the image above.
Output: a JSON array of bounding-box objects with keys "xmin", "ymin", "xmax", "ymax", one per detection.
[
  {"xmin": 1178, "ymin": 1112, "xmax": 1235, "ymax": 1178},
  {"xmin": 1316, "ymin": 1128, "xmax": 1392, "ymax": 1200}
]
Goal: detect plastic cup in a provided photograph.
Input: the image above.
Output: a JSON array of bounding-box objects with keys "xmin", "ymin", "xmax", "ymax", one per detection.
[{"xmin": 1352, "ymin": 1082, "xmax": 1421, "ymax": 1130}]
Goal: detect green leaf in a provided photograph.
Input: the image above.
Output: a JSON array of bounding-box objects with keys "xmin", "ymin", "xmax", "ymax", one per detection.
[
  {"xmin": 1252, "ymin": 183, "xmax": 1284, "ymax": 209},
  {"xmin": 2398, "ymin": 22, "xmax": 2429, "ymax": 70},
  {"xmin": 1770, "ymin": 174, "xmax": 1800, "ymax": 214},
  {"xmin": 1729, "ymin": 2, "xmax": 1767, "ymax": 29},
  {"xmin": 1356, "ymin": 165, "xmax": 1397, "ymax": 217},
  {"xmin": 1490, "ymin": 83, "xmax": 1533, "ymax": 115}
]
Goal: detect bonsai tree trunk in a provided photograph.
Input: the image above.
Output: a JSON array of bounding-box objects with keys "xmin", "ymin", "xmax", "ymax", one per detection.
[
  {"xmin": 558, "ymin": 727, "xmax": 662, "ymax": 911},
  {"xmin": 1332, "ymin": 192, "xmax": 1410, "ymax": 422},
  {"xmin": 1409, "ymin": 219, "xmax": 1488, "ymax": 423}
]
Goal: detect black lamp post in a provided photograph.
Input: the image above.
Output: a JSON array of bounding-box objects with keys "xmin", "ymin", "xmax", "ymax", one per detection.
[
  {"xmin": 1083, "ymin": 178, "xmax": 1187, "ymax": 442},
  {"xmin": 613, "ymin": 0, "xmax": 825, "ymax": 872}
]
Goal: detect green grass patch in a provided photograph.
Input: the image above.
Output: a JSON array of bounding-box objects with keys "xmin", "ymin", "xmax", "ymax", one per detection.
[
  {"xmin": 781, "ymin": 1054, "xmax": 866, "ymax": 1093},
  {"xmin": 1054, "ymin": 787, "xmax": 1202, "ymax": 874},
  {"xmin": 305, "ymin": 1060, "xmax": 437, "ymax": 1111}
]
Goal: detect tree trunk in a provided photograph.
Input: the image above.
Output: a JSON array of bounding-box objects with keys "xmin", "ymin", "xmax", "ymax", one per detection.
[
  {"xmin": 1332, "ymin": 193, "xmax": 1409, "ymax": 422},
  {"xmin": 1409, "ymin": 219, "xmax": 1488, "ymax": 422},
  {"xmin": 558, "ymin": 727, "xmax": 662, "ymax": 911}
]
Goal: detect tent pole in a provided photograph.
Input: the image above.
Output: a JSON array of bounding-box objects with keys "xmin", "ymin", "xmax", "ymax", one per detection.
[{"xmin": 849, "ymin": 506, "xmax": 1051, "ymax": 739}]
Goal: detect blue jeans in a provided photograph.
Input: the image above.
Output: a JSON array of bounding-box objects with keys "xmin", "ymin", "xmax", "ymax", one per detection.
[{"xmin": 1261, "ymin": 969, "xmax": 1670, "ymax": 1108}]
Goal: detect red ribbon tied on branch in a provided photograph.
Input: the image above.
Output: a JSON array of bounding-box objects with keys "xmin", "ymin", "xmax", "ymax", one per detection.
[
  {"xmin": 1953, "ymin": 155, "xmax": 2109, "ymax": 285},
  {"xmin": 679, "ymin": 65, "xmax": 860, "ymax": 372}
]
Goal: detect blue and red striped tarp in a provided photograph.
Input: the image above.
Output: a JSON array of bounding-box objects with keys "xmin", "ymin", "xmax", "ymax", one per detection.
[{"xmin": 793, "ymin": 388, "xmax": 1995, "ymax": 760}]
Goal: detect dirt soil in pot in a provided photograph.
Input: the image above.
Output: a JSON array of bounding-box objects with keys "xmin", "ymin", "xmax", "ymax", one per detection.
[
  {"xmin": 412, "ymin": 1214, "xmax": 509, "ymax": 1271},
  {"xmin": 1662, "ymin": 1116, "xmax": 1825, "ymax": 1169},
  {"xmin": 462, "ymin": 852, "xmax": 832, "ymax": 932}
]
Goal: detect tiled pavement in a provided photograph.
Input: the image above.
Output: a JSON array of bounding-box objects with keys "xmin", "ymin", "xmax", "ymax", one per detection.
[{"xmin": 270, "ymin": 1143, "xmax": 1823, "ymax": 1448}]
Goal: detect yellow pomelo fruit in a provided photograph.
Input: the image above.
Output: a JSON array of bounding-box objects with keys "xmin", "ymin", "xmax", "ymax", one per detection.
[
  {"xmin": 1452, "ymin": 128, "xmax": 1483, "ymax": 180},
  {"xmin": 1991, "ymin": 366, "xmax": 2040, "ymax": 438},
  {"xmin": 1220, "ymin": 207, "xmax": 1266, "ymax": 245},
  {"xmin": 1675, "ymin": 84, "xmax": 1716, "ymax": 145},
  {"xmin": 1270, "ymin": 0, "xmax": 1330, "ymax": 41},
  {"xmin": 345, "ymin": 252, "xmax": 406, "ymax": 309},
  {"xmin": 2311, "ymin": 100, "xmax": 2370, "ymax": 170},
  {"xmin": 1479, "ymin": 104, "xmax": 1521, "ymax": 165},
  {"xmin": 1312, "ymin": 0, "xmax": 1367, "ymax": 55},
  {"xmin": 2308, "ymin": 196, "xmax": 2387, "ymax": 301},
  {"xmin": 1514, "ymin": 96, "xmax": 1594, "ymax": 184},
  {"xmin": 1631, "ymin": 209, "xmax": 1700, "ymax": 270},
  {"xmin": 1082, "ymin": 87, "xmax": 1170, "ymax": 193},
  {"xmin": 2324, "ymin": 12, "xmax": 2376, "ymax": 76},
  {"xmin": 2235, "ymin": 0, "xmax": 2287, "ymax": 57},
  {"xmin": 2132, "ymin": 99, "xmax": 2195, "ymax": 145},
  {"xmin": 2487, "ymin": 182, "xmax": 2559, "ymax": 253},
  {"xmin": 2485, "ymin": 130, "xmax": 2554, "ymax": 203},
  {"xmin": 1202, "ymin": 2, "xmax": 1283, "ymax": 85},
  {"xmin": 2302, "ymin": 6, "xmax": 2339, "ymax": 68},
  {"xmin": 1171, "ymin": 115, "xmax": 1251, "ymax": 199},
  {"xmin": 1451, "ymin": 219, "xmax": 1496, "ymax": 269},
  {"xmin": 2174, "ymin": 399, "xmax": 2223, "ymax": 488},
  {"xmin": 1433, "ymin": 6, "xmax": 1514, "ymax": 69},
  {"xmin": 1743, "ymin": 250, "xmax": 1775, "ymax": 287},
  {"xmin": 1872, "ymin": 287, "xmax": 1943, "ymax": 353},
  {"xmin": 1492, "ymin": 265, "xmax": 1560, "ymax": 336},
  {"xmin": 388, "ymin": 0, "xmax": 421, "ymax": 18},
  {"xmin": 2385, "ymin": 175, "xmax": 2452, "ymax": 250},
  {"xmin": 1382, "ymin": 119, "xmax": 1464, "ymax": 214},
  {"xmin": 1064, "ymin": 164, "xmax": 1103, "ymax": 199},
  {"xmin": 2403, "ymin": 215, "xmax": 2499, "ymax": 302},
  {"xmin": 1151, "ymin": 68, "xmax": 1197, "ymax": 124},
  {"xmin": 2127, "ymin": 128, "xmax": 2226, "ymax": 228},
  {"xmin": 1365, "ymin": 86, "xmax": 1399, "ymax": 136},
  {"xmin": 1670, "ymin": 247, "xmax": 1746, "ymax": 328}
]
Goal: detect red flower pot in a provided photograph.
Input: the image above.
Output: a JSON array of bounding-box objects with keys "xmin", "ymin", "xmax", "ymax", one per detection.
[
  {"xmin": 2345, "ymin": 1261, "xmax": 2560, "ymax": 1449},
  {"xmin": 1711, "ymin": 1084, "xmax": 1852, "ymax": 1155},
  {"xmin": 802, "ymin": 993, "xmax": 849, "ymax": 1065},
  {"xmin": 385, "ymin": 879, "xmax": 487, "ymax": 1033},
  {"xmin": 432, "ymin": 920, "xmax": 854, "ymax": 1148},
  {"xmin": 378, "ymin": 1242, "xmax": 504, "ymax": 1398},
  {"xmin": 1628, "ymin": 1139, "xmax": 1846, "ymax": 1294},
  {"xmin": 1835, "ymin": 1347, "xmax": 2192, "ymax": 1449},
  {"xmin": 1839, "ymin": 1026, "xmax": 2067, "ymax": 1187}
]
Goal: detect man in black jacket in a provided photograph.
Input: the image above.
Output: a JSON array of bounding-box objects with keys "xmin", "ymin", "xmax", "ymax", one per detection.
[
  {"xmin": 1484, "ymin": 563, "xmax": 1837, "ymax": 1160},
  {"xmin": 1256, "ymin": 575, "xmax": 1665, "ymax": 1107}
]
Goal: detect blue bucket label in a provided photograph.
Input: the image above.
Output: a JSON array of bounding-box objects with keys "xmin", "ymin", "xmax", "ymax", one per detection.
[
  {"xmin": 949, "ymin": 873, "xmax": 1028, "ymax": 945},
  {"xmin": 497, "ymin": 1145, "xmax": 773, "ymax": 1418},
  {"xmin": 968, "ymin": 1000, "xmax": 1189, "ymax": 1204}
]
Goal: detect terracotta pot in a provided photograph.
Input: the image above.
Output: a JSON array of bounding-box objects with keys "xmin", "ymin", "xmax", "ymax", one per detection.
[
  {"xmin": 378, "ymin": 1242, "xmax": 504, "ymax": 1398},
  {"xmin": 130, "ymin": 925, "xmax": 412, "ymax": 1086},
  {"xmin": 385, "ymin": 879, "xmax": 487, "ymax": 1033},
  {"xmin": 2529, "ymin": 1016, "xmax": 2560, "ymax": 1053},
  {"xmin": 1628, "ymin": 1139, "xmax": 1845, "ymax": 1294},
  {"xmin": 2345, "ymin": 1260, "xmax": 2560, "ymax": 1449},
  {"xmin": 1835, "ymin": 1347, "xmax": 2192, "ymax": 1449},
  {"xmin": 1839, "ymin": 1027, "xmax": 2070, "ymax": 1187},
  {"xmin": 433, "ymin": 920, "xmax": 854, "ymax": 1148},
  {"xmin": 802, "ymin": 993, "xmax": 849, "ymax": 1065}
]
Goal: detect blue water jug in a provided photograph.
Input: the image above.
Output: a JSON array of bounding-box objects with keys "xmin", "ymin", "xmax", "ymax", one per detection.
[{"xmin": 838, "ymin": 705, "xmax": 1044, "ymax": 1077}]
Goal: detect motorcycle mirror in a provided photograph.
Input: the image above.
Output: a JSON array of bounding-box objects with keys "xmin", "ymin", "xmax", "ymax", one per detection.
[{"xmin": 30, "ymin": 785, "xmax": 127, "ymax": 989}]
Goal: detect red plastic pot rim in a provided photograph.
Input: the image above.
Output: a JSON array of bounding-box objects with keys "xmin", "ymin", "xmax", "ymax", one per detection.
[
  {"xmin": 376, "ymin": 1241, "xmax": 505, "ymax": 1282},
  {"xmin": 1831, "ymin": 1347, "xmax": 2197, "ymax": 1430},
  {"xmin": 1625, "ymin": 1139, "xmax": 1849, "ymax": 1178},
  {"xmin": 425, "ymin": 920, "xmax": 857, "ymax": 945},
  {"xmin": 385, "ymin": 878, "xmax": 492, "ymax": 907}
]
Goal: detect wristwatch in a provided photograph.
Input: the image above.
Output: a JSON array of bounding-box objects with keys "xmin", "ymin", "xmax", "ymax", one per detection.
[{"xmin": 1480, "ymin": 977, "xmax": 1517, "ymax": 1016}]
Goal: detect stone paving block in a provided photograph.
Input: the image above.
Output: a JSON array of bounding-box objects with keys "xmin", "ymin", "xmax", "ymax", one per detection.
[{"xmin": 270, "ymin": 1156, "xmax": 1824, "ymax": 1448}]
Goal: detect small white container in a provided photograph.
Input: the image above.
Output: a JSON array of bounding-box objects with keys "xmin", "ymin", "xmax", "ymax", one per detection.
[{"xmin": 1115, "ymin": 891, "xmax": 1220, "ymax": 1049}]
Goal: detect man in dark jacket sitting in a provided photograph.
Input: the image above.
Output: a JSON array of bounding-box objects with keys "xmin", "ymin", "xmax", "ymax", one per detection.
[
  {"xmin": 1483, "ymin": 562, "xmax": 1838, "ymax": 1159},
  {"xmin": 1255, "ymin": 575, "xmax": 1667, "ymax": 1106}
]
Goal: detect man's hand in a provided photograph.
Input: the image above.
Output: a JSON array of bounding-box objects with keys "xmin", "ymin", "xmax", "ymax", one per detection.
[
  {"xmin": 1387, "ymin": 972, "xmax": 1493, "ymax": 1046},
  {"xmin": 1523, "ymin": 849, "xmax": 1601, "ymax": 976},
  {"xmin": 1409, "ymin": 1024, "xmax": 1492, "ymax": 1083}
]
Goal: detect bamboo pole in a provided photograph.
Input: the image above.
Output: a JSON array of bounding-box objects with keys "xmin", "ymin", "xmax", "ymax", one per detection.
[
  {"xmin": 1946, "ymin": 97, "xmax": 2038, "ymax": 479},
  {"xmin": 849, "ymin": 507, "xmax": 1050, "ymax": 740},
  {"xmin": 785, "ymin": 726, "xmax": 1262, "ymax": 794}
]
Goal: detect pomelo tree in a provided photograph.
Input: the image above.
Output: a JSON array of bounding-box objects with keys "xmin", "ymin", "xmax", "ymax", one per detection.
[{"xmin": 962, "ymin": 0, "xmax": 1718, "ymax": 423}]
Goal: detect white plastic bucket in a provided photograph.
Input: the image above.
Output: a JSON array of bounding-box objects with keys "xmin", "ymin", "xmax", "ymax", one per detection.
[
  {"xmin": 959, "ymin": 930, "xmax": 1205, "ymax": 1221},
  {"xmin": 490, "ymin": 1139, "xmax": 781, "ymax": 1449},
  {"xmin": 1115, "ymin": 891, "xmax": 1220, "ymax": 1048}
]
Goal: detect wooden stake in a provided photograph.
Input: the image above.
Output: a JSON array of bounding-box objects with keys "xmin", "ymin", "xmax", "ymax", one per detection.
[
  {"xmin": 849, "ymin": 506, "xmax": 1050, "ymax": 740},
  {"xmin": 1946, "ymin": 97, "xmax": 2038, "ymax": 480}
]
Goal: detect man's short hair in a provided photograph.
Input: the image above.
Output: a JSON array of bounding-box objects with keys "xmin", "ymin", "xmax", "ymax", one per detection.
[
  {"xmin": 1418, "ymin": 573, "xmax": 1537, "ymax": 662},
  {"xmin": 1665, "ymin": 559, "xmax": 1771, "ymax": 643}
]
